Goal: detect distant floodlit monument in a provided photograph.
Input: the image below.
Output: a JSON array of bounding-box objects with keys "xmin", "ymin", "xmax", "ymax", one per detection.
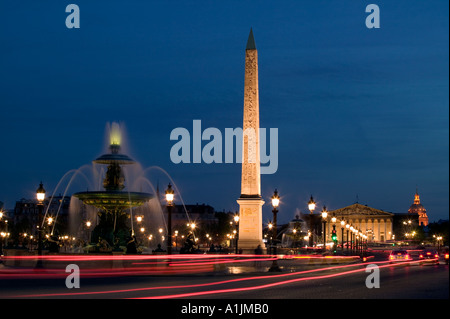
[
  {"xmin": 408, "ymin": 188, "xmax": 429, "ymax": 226},
  {"xmin": 237, "ymin": 29, "xmax": 265, "ymax": 252},
  {"xmin": 73, "ymin": 122, "xmax": 153, "ymax": 247}
]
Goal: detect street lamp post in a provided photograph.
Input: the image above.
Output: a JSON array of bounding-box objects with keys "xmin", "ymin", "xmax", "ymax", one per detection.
[
  {"xmin": 356, "ymin": 232, "xmax": 359, "ymax": 256},
  {"xmin": 292, "ymin": 228, "xmax": 297, "ymax": 248},
  {"xmin": 360, "ymin": 233, "xmax": 365, "ymax": 257},
  {"xmin": 165, "ymin": 183, "xmax": 174, "ymax": 255},
  {"xmin": 357, "ymin": 230, "xmax": 361, "ymax": 255},
  {"xmin": 268, "ymin": 222, "xmax": 273, "ymax": 250},
  {"xmin": 234, "ymin": 215, "xmax": 240, "ymax": 254},
  {"xmin": 345, "ymin": 223, "xmax": 350, "ymax": 254},
  {"xmin": 363, "ymin": 234, "xmax": 366, "ymax": 255},
  {"xmin": 321, "ymin": 206, "xmax": 328, "ymax": 252},
  {"xmin": 350, "ymin": 226, "xmax": 355, "ymax": 254},
  {"xmin": 174, "ymin": 230, "xmax": 179, "ymax": 252},
  {"xmin": 361, "ymin": 234, "xmax": 364, "ymax": 255},
  {"xmin": 360, "ymin": 234, "xmax": 364, "ymax": 256},
  {"xmin": 340, "ymin": 220, "xmax": 345, "ymax": 252},
  {"xmin": 189, "ymin": 222, "xmax": 197, "ymax": 245},
  {"xmin": 4, "ymin": 220, "xmax": 8, "ymax": 249},
  {"xmin": 356, "ymin": 230, "xmax": 359, "ymax": 254},
  {"xmin": 358, "ymin": 232, "xmax": 361, "ymax": 255},
  {"xmin": 360, "ymin": 232, "xmax": 363, "ymax": 255},
  {"xmin": 86, "ymin": 220, "xmax": 92, "ymax": 243},
  {"xmin": 436, "ymin": 236, "xmax": 443, "ymax": 252},
  {"xmin": 308, "ymin": 195, "xmax": 316, "ymax": 247},
  {"xmin": 36, "ymin": 182, "xmax": 46, "ymax": 268},
  {"xmin": 0, "ymin": 211, "xmax": 4, "ymax": 259},
  {"xmin": 269, "ymin": 190, "xmax": 281, "ymax": 272}
]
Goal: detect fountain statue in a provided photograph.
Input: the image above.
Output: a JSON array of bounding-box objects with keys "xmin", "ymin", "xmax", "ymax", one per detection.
[{"xmin": 73, "ymin": 124, "xmax": 152, "ymax": 250}]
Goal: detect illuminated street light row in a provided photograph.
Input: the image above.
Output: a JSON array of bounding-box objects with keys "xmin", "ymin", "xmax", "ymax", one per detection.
[
  {"xmin": 306, "ymin": 195, "xmax": 369, "ymax": 255},
  {"xmin": 27, "ymin": 182, "xmax": 375, "ymax": 258}
]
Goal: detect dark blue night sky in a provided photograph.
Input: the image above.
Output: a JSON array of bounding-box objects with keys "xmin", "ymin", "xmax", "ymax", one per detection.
[{"xmin": 0, "ymin": 0, "xmax": 448, "ymax": 224}]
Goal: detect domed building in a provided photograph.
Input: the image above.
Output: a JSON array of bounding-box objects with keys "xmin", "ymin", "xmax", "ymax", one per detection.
[{"xmin": 408, "ymin": 189, "xmax": 429, "ymax": 226}]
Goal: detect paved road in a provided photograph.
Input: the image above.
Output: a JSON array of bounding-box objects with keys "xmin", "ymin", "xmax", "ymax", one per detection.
[
  {"xmin": 1, "ymin": 260, "xmax": 447, "ymax": 299},
  {"xmin": 196, "ymin": 263, "xmax": 449, "ymax": 299}
]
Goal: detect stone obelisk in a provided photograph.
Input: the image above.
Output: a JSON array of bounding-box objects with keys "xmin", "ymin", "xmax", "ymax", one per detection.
[{"xmin": 237, "ymin": 29, "xmax": 265, "ymax": 252}]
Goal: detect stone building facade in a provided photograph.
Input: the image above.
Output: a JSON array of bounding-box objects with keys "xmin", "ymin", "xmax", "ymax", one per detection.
[{"xmin": 329, "ymin": 203, "xmax": 394, "ymax": 243}]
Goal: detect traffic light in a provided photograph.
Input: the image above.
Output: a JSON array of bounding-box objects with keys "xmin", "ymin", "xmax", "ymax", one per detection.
[{"xmin": 331, "ymin": 229, "xmax": 337, "ymax": 242}]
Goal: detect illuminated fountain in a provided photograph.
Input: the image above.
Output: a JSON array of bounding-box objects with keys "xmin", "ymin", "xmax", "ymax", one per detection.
[{"xmin": 73, "ymin": 123, "xmax": 153, "ymax": 248}]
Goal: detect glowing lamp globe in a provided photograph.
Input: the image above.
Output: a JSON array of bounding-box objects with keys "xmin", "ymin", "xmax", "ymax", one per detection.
[
  {"xmin": 36, "ymin": 182, "xmax": 46, "ymax": 203},
  {"xmin": 271, "ymin": 189, "xmax": 280, "ymax": 209},
  {"xmin": 165, "ymin": 183, "xmax": 175, "ymax": 204},
  {"xmin": 308, "ymin": 195, "xmax": 316, "ymax": 212},
  {"xmin": 321, "ymin": 206, "xmax": 328, "ymax": 219}
]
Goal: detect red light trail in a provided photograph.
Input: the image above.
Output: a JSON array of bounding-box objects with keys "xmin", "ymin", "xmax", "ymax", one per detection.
[
  {"xmin": 8, "ymin": 258, "xmax": 431, "ymax": 299},
  {"xmin": 137, "ymin": 260, "xmax": 426, "ymax": 299}
]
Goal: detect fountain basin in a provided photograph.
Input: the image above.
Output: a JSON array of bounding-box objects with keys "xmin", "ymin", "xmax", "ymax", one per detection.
[{"xmin": 73, "ymin": 191, "xmax": 153, "ymax": 213}]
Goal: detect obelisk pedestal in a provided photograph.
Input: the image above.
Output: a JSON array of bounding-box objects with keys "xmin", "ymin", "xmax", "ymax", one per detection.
[
  {"xmin": 237, "ymin": 29, "xmax": 266, "ymax": 253},
  {"xmin": 237, "ymin": 197, "xmax": 265, "ymax": 252}
]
